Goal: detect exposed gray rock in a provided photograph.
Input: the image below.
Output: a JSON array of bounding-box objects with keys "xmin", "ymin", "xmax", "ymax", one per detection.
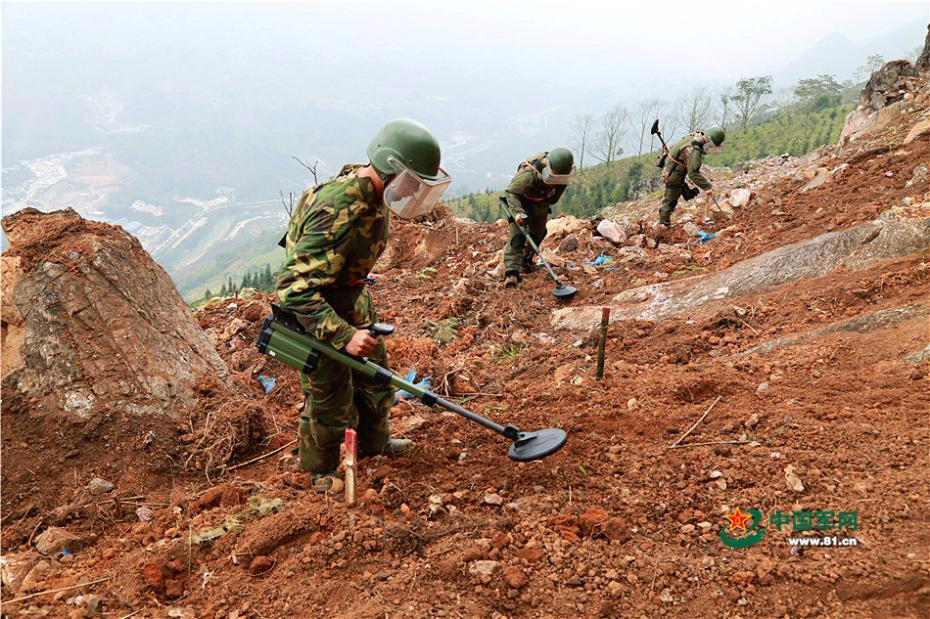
[
  {"xmin": 34, "ymin": 527, "xmax": 89, "ymax": 556},
  {"xmin": 916, "ymin": 24, "xmax": 930, "ymax": 74},
  {"xmin": 860, "ymin": 60, "xmax": 919, "ymax": 111},
  {"xmin": 88, "ymin": 477, "xmax": 114, "ymax": 496},
  {"xmin": 741, "ymin": 304, "xmax": 929, "ymax": 356},
  {"xmin": 1, "ymin": 208, "xmax": 231, "ymax": 421},
  {"xmin": 551, "ymin": 215, "xmax": 930, "ymax": 330},
  {"xmin": 904, "ymin": 342, "xmax": 930, "ymax": 364},
  {"xmin": 558, "ymin": 233, "xmax": 580, "ymax": 253}
]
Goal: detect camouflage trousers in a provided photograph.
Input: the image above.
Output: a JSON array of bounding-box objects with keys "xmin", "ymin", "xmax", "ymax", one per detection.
[
  {"xmin": 503, "ymin": 203, "xmax": 550, "ymax": 274},
  {"xmin": 659, "ymin": 183, "xmax": 684, "ymax": 225},
  {"xmin": 296, "ymin": 287, "xmax": 393, "ymax": 474}
]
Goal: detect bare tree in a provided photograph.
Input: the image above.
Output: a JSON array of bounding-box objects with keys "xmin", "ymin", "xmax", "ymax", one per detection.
[
  {"xmin": 732, "ymin": 76, "xmax": 773, "ymax": 130},
  {"xmin": 292, "ymin": 156, "xmax": 321, "ymax": 184},
  {"xmin": 715, "ymin": 89, "xmax": 735, "ymax": 128},
  {"xmin": 656, "ymin": 100, "xmax": 682, "ymax": 146},
  {"xmin": 855, "ymin": 54, "xmax": 885, "ymax": 81},
  {"xmin": 634, "ymin": 98, "xmax": 662, "ymax": 156},
  {"xmin": 569, "ymin": 114, "xmax": 595, "ymax": 170},
  {"xmin": 592, "ymin": 104, "xmax": 630, "ymax": 165},
  {"xmin": 675, "ymin": 87, "xmax": 713, "ymax": 134},
  {"xmin": 279, "ymin": 189, "xmax": 297, "ymax": 217}
]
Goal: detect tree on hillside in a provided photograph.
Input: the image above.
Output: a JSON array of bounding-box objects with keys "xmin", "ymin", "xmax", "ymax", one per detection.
[
  {"xmin": 911, "ymin": 46, "xmax": 924, "ymax": 63},
  {"xmin": 262, "ymin": 264, "xmax": 274, "ymax": 290},
  {"xmin": 676, "ymin": 87, "xmax": 712, "ymax": 134},
  {"xmin": 715, "ymin": 89, "xmax": 734, "ymax": 128},
  {"xmin": 569, "ymin": 114, "xmax": 595, "ymax": 169},
  {"xmin": 657, "ymin": 100, "xmax": 683, "ymax": 141},
  {"xmin": 794, "ymin": 74, "xmax": 842, "ymax": 110},
  {"xmin": 592, "ymin": 104, "xmax": 630, "ymax": 165},
  {"xmin": 732, "ymin": 76, "xmax": 773, "ymax": 130},
  {"xmin": 204, "ymin": 288, "xmax": 212, "ymax": 298},
  {"xmin": 634, "ymin": 99, "xmax": 662, "ymax": 156},
  {"xmin": 855, "ymin": 54, "xmax": 885, "ymax": 81}
]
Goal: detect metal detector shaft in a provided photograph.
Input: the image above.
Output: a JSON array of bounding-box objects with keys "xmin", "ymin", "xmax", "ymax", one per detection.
[
  {"xmin": 498, "ymin": 197, "xmax": 565, "ymax": 286},
  {"xmin": 257, "ymin": 314, "xmax": 518, "ymax": 440}
]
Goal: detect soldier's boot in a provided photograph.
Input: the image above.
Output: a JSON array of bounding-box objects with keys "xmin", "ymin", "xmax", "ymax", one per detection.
[
  {"xmin": 298, "ymin": 416, "xmax": 344, "ymax": 492},
  {"xmin": 503, "ymin": 271, "xmax": 521, "ymax": 288},
  {"xmin": 359, "ymin": 438, "xmax": 415, "ymax": 457},
  {"xmin": 657, "ymin": 205, "xmax": 673, "ymax": 227},
  {"xmin": 357, "ymin": 409, "xmax": 414, "ymax": 458}
]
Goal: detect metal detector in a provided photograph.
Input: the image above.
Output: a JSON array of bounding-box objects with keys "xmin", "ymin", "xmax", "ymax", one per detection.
[{"xmin": 256, "ymin": 306, "xmax": 567, "ymax": 461}]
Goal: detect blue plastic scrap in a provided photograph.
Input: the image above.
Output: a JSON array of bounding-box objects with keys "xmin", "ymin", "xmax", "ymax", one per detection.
[
  {"xmin": 395, "ymin": 370, "xmax": 432, "ymax": 399},
  {"xmin": 257, "ymin": 374, "xmax": 276, "ymax": 392},
  {"xmin": 583, "ymin": 251, "xmax": 613, "ymax": 266},
  {"xmin": 696, "ymin": 229, "xmax": 717, "ymax": 243}
]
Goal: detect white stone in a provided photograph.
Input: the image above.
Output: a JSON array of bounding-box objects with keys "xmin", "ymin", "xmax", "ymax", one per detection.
[
  {"xmin": 596, "ymin": 219, "xmax": 626, "ymax": 245},
  {"xmin": 468, "ymin": 560, "xmax": 500, "ymax": 576}
]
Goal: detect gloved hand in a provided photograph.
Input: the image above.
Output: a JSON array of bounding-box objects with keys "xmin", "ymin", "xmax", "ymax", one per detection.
[{"xmin": 515, "ymin": 213, "xmax": 528, "ymax": 224}]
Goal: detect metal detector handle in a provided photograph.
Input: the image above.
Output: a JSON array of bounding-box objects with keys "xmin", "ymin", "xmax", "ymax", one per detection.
[
  {"xmin": 498, "ymin": 197, "xmax": 566, "ymax": 287},
  {"xmin": 369, "ymin": 322, "xmax": 395, "ymax": 337},
  {"xmin": 259, "ymin": 313, "xmax": 521, "ymax": 441}
]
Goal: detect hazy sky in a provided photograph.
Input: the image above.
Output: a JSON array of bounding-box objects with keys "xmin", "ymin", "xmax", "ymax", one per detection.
[{"xmin": 3, "ymin": 0, "xmax": 928, "ymax": 195}]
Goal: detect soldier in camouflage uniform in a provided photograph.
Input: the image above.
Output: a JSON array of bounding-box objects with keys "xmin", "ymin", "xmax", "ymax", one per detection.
[
  {"xmin": 501, "ymin": 148, "xmax": 574, "ymax": 288},
  {"xmin": 658, "ymin": 126, "xmax": 725, "ymax": 226},
  {"xmin": 275, "ymin": 118, "xmax": 450, "ymax": 490}
]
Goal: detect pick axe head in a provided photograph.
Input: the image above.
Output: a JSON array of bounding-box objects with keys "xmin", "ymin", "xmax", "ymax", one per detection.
[{"xmin": 650, "ymin": 119, "xmax": 660, "ymax": 136}]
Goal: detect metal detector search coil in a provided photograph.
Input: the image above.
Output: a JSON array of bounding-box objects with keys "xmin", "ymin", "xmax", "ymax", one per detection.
[{"xmin": 256, "ymin": 306, "xmax": 567, "ymax": 461}]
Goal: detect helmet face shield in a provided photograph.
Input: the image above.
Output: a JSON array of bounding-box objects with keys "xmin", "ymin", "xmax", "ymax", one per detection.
[
  {"xmin": 540, "ymin": 162, "xmax": 575, "ymax": 186},
  {"xmin": 382, "ymin": 157, "xmax": 452, "ymax": 219},
  {"xmin": 699, "ymin": 133, "xmax": 722, "ymax": 153}
]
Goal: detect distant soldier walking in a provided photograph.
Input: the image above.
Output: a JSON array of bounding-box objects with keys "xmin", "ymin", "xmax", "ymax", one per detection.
[
  {"xmin": 275, "ymin": 118, "xmax": 451, "ymax": 490},
  {"xmin": 658, "ymin": 127, "xmax": 725, "ymax": 227},
  {"xmin": 501, "ymin": 148, "xmax": 575, "ymax": 288}
]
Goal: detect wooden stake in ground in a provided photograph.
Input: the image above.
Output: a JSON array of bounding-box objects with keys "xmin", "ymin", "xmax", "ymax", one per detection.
[
  {"xmin": 344, "ymin": 429, "xmax": 357, "ymax": 507},
  {"xmin": 596, "ymin": 307, "xmax": 610, "ymax": 381}
]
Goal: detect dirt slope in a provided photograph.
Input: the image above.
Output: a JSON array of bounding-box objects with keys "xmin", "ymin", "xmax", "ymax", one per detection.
[{"xmin": 2, "ymin": 79, "xmax": 930, "ymax": 619}]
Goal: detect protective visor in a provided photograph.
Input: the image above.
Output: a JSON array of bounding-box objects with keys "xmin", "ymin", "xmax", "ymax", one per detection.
[
  {"xmin": 540, "ymin": 163, "xmax": 575, "ymax": 186},
  {"xmin": 382, "ymin": 159, "xmax": 452, "ymax": 219},
  {"xmin": 700, "ymin": 133, "xmax": 722, "ymax": 153}
]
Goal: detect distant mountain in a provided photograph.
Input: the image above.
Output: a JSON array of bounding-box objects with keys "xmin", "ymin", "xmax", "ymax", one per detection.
[{"xmin": 775, "ymin": 19, "xmax": 927, "ymax": 85}]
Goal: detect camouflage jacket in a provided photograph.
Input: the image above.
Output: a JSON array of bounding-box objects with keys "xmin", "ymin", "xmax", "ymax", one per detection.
[
  {"xmin": 663, "ymin": 137, "xmax": 712, "ymax": 190},
  {"xmin": 275, "ymin": 164, "xmax": 389, "ymax": 348},
  {"xmin": 503, "ymin": 152, "xmax": 566, "ymax": 216}
]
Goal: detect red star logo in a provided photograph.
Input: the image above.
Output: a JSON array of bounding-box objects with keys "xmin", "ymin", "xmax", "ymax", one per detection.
[{"xmin": 724, "ymin": 507, "xmax": 752, "ymax": 533}]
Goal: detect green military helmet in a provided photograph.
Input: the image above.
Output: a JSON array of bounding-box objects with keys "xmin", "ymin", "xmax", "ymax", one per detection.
[
  {"xmin": 704, "ymin": 126, "xmax": 725, "ymax": 147},
  {"xmin": 547, "ymin": 147, "xmax": 574, "ymax": 174},
  {"xmin": 367, "ymin": 118, "xmax": 442, "ymax": 180}
]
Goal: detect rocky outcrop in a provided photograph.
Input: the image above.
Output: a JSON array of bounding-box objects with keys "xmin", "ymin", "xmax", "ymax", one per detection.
[
  {"xmin": 841, "ymin": 53, "xmax": 927, "ymax": 144},
  {"xmin": 916, "ymin": 24, "xmax": 930, "ymax": 74},
  {"xmin": 1, "ymin": 208, "xmax": 232, "ymax": 420},
  {"xmin": 741, "ymin": 304, "xmax": 929, "ymax": 356},
  {"xmin": 859, "ymin": 60, "xmax": 919, "ymax": 111},
  {"xmin": 551, "ymin": 213, "xmax": 930, "ymax": 331}
]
